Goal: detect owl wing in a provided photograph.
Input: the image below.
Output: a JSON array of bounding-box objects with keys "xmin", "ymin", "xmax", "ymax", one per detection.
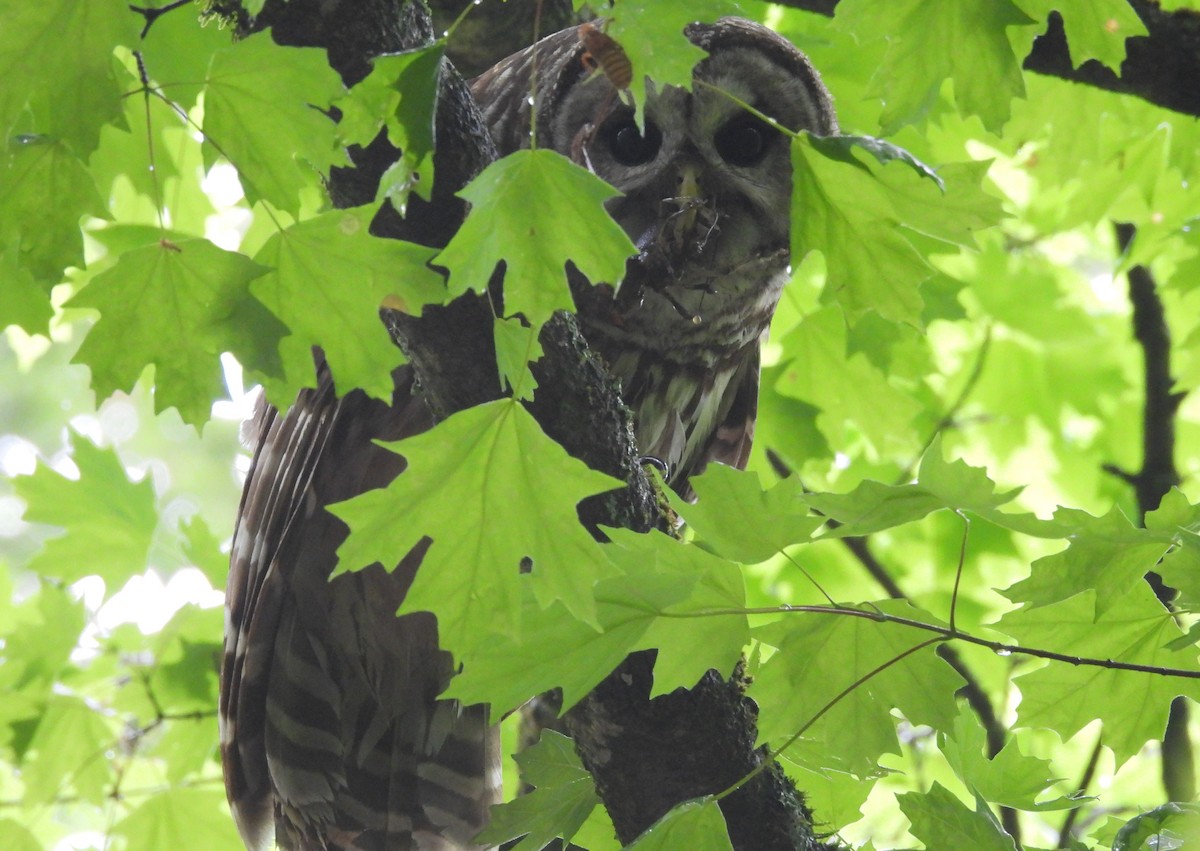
[
  {"xmin": 701, "ymin": 343, "xmax": 760, "ymax": 474},
  {"xmin": 469, "ymin": 26, "xmax": 586, "ymax": 154},
  {"xmin": 220, "ymin": 364, "xmax": 500, "ymax": 851}
]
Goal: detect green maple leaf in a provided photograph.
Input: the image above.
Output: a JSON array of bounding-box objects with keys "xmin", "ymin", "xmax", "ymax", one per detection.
[
  {"xmin": 1146, "ymin": 489, "xmax": 1200, "ymax": 535},
  {"xmin": 791, "ymin": 139, "xmax": 1001, "ymax": 326},
  {"xmin": 775, "ymin": 756, "xmax": 877, "ymax": 836},
  {"xmin": 999, "ymin": 585, "xmax": 1200, "ymax": 765},
  {"xmin": 446, "ymin": 584, "xmax": 645, "ymax": 713},
  {"xmin": 21, "ymin": 694, "xmax": 115, "ymax": 805},
  {"xmin": 774, "ymin": 306, "xmax": 922, "ymax": 449},
  {"xmin": 605, "ymin": 0, "xmax": 740, "ymax": 123},
  {"xmin": 0, "ymin": 0, "xmax": 137, "ymax": 156},
  {"xmin": 805, "ymin": 479, "xmax": 943, "ymax": 538},
  {"xmin": 203, "ymin": 32, "xmax": 346, "ymax": 214},
  {"xmin": 1112, "ymin": 803, "xmax": 1200, "ymax": 851},
  {"xmin": 435, "ymin": 149, "xmax": 636, "ymax": 326},
  {"xmin": 838, "ymin": 0, "xmax": 1035, "ymax": 132},
  {"xmin": 251, "ymin": 206, "xmax": 444, "ymax": 405},
  {"xmin": 805, "ymin": 435, "xmax": 1058, "ymax": 539},
  {"xmin": 6, "ymin": 585, "xmax": 86, "ymax": 691},
  {"xmin": 1015, "ymin": 0, "xmax": 1147, "ymax": 71},
  {"xmin": 667, "ymin": 465, "xmax": 821, "ymax": 563},
  {"xmin": 898, "ymin": 783, "xmax": 1017, "ymax": 851},
  {"xmin": 1147, "ymin": 489, "xmax": 1200, "ymax": 608},
  {"xmin": 336, "ymin": 43, "xmax": 444, "ymax": 209},
  {"xmin": 942, "ymin": 706, "xmax": 1076, "ymax": 812},
  {"xmin": 917, "ymin": 434, "xmax": 1020, "ymax": 513},
  {"xmin": 1001, "ymin": 507, "xmax": 1174, "ymax": 616},
  {"xmin": 135, "ymin": 1, "xmax": 232, "ymax": 111},
  {"xmin": 0, "ymin": 819, "xmax": 39, "ymax": 851},
  {"xmin": 494, "ymin": 316, "xmax": 544, "ymax": 401},
  {"xmin": 70, "ymin": 238, "xmax": 284, "ymax": 426},
  {"xmin": 605, "ymin": 529, "xmax": 750, "ymax": 697},
  {"xmin": 332, "ymin": 399, "xmax": 621, "ymax": 654},
  {"xmin": 14, "ymin": 433, "xmax": 156, "ymax": 587},
  {"xmin": 750, "ymin": 600, "xmax": 962, "ymax": 776},
  {"xmin": 625, "ymin": 798, "xmax": 733, "ymax": 851},
  {"xmin": 90, "ymin": 96, "xmax": 183, "ymax": 212},
  {"xmin": 181, "ymin": 515, "xmax": 228, "ymax": 588},
  {"xmin": 1, "ymin": 134, "xmax": 108, "ymax": 285},
  {"xmin": 791, "ymin": 136, "xmax": 936, "ymax": 324},
  {"xmin": 447, "ymin": 531, "xmax": 744, "ymax": 711},
  {"xmin": 0, "ymin": 243, "xmax": 54, "ymax": 334},
  {"xmin": 477, "ymin": 731, "xmax": 601, "ymax": 851},
  {"xmin": 113, "ymin": 789, "xmax": 243, "ymax": 851}
]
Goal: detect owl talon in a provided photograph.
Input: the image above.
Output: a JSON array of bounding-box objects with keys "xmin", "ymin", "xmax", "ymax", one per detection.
[{"xmin": 638, "ymin": 455, "xmax": 670, "ymax": 478}]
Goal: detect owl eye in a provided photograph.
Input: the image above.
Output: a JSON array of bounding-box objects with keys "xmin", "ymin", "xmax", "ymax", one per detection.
[
  {"xmin": 715, "ymin": 116, "xmax": 774, "ymax": 167},
  {"xmin": 606, "ymin": 119, "xmax": 662, "ymax": 166}
]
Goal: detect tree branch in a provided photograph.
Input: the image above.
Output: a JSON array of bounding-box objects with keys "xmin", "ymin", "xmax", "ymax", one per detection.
[
  {"xmin": 694, "ymin": 603, "xmax": 1200, "ymax": 680},
  {"xmin": 129, "ymin": 0, "xmax": 193, "ymax": 38},
  {"xmin": 1114, "ymin": 223, "xmax": 1185, "ymax": 523},
  {"xmin": 1025, "ymin": 6, "xmax": 1200, "ymax": 119},
  {"xmin": 775, "ymin": 0, "xmax": 1200, "ymax": 119},
  {"xmin": 1112, "ymin": 222, "xmax": 1193, "ymax": 804},
  {"xmin": 1056, "ymin": 733, "xmax": 1103, "ymax": 848}
]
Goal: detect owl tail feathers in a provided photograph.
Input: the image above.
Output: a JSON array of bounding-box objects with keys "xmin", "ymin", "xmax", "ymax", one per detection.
[
  {"xmin": 256, "ymin": 698, "xmax": 498, "ymax": 850},
  {"xmin": 413, "ymin": 702, "xmax": 503, "ymax": 850}
]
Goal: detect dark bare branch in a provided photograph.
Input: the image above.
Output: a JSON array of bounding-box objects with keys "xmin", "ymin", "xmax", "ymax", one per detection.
[
  {"xmin": 1113, "ymin": 221, "xmax": 1193, "ymax": 805},
  {"xmin": 775, "ymin": 0, "xmax": 1200, "ymax": 119}
]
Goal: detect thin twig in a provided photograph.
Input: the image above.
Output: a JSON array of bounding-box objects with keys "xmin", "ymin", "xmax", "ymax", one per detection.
[
  {"xmin": 129, "ymin": 0, "xmax": 193, "ymax": 39},
  {"xmin": 895, "ymin": 326, "xmax": 992, "ymax": 486},
  {"xmin": 0, "ymin": 777, "xmax": 226, "ymax": 809},
  {"xmin": 715, "ymin": 638, "xmax": 946, "ymax": 801},
  {"xmin": 132, "ymin": 51, "xmax": 168, "ymax": 233},
  {"xmin": 1056, "ymin": 733, "xmax": 1103, "ymax": 848}
]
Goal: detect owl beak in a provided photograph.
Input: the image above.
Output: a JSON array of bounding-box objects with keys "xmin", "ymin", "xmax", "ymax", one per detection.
[{"xmin": 675, "ymin": 166, "xmax": 702, "ymax": 233}]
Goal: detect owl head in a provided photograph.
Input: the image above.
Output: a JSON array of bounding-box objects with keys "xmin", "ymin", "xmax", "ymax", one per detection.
[{"xmin": 472, "ymin": 18, "xmax": 836, "ymax": 338}]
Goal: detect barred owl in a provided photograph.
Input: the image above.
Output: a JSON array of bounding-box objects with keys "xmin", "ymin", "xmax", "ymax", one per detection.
[{"xmin": 219, "ymin": 17, "xmax": 835, "ymax": 851}]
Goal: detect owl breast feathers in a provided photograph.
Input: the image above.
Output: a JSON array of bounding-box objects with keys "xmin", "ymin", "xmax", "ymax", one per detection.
[{"xmin": 219, "ymin": 17, "xmax": 835, "ymax": 851}]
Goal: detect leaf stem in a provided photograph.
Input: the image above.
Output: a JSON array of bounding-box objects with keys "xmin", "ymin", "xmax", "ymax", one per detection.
[
  {"xmin": 442, "ymin": 0, "xmax": 482, "ymax": 40},
  {"xmin": 527, "ymin": 0, "xmax": 546, "ymax": 151},
  {"xmin": 895, "ymin": 324, "xmax": 992, "ymax": 486},
  {"xmin": 949, "ymin": 510, "xmax": 969, "ymax": 634},
  {"xmin": 142, "ymin": 86, "xmax": 287, "ymax": 232},
  {"xmin": 133, "ymin": 51, "xmax": 168, "ymax": 235},
  {"xmin": 1055, "ymin": 731, "xmax": 1103, "ymax": 848}
]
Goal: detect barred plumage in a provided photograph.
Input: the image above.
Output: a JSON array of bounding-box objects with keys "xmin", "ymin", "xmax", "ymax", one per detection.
[{"xmin": 220, "ymin": 368, "xmax": 500, "ymax": 850}]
